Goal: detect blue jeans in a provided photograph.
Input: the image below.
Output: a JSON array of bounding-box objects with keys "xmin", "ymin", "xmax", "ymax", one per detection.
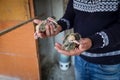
[{"xmin": 74, "ymin": 56, "xmax": 120, "ymax": 80}]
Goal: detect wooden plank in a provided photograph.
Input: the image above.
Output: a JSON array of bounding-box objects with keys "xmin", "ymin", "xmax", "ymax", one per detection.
[
  {"xmin": 0, "ymin": 21, "xmax": 23, "ymax": 31},
  {"xmin": 0, "ymin": 22, "xmax": 40, "ymax": 80},
  {"xmin": 29, "ymin": 0, "xmax": 35, "ymax": 18},
  {"xmin": 0, "ymin": 0, "xmax": 40, "ymax": 79}
]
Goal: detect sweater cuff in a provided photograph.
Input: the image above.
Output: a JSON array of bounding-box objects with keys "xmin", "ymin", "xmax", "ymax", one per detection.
[
  {"xmin": 57, "ymin": 18, "xmax": 70, "ymax": 31},
  {"xmin": 88, "ymin": 31, "xmax": 109, "ymax": 49}
]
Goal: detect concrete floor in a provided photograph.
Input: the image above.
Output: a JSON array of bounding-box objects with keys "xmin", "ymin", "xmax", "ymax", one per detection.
[
  {"xmin": 41, "ymin": 61, "xmax": 75, "ymax": 80},
  {"xmin": 40, "ymin": 51, "xmax": 75, "ymax": 80}
]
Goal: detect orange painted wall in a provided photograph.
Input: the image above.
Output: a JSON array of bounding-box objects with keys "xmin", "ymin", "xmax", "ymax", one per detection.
[
  {"xmin": 0, "ymin": 0, "xmax": 30, "ymax": 21},
  {"xmin": 0, "ymin": 0, "xmax": 40, "ymax": 80}
]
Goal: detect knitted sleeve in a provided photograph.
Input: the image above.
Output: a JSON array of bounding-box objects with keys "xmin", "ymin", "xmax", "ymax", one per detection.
[
  {"xmin": 57, "ymin": 0, "xmax": 75, "ymax": 31},
  {"xmin": 89, "ymin": 9, "xmax": 120, "ymax": 49}
]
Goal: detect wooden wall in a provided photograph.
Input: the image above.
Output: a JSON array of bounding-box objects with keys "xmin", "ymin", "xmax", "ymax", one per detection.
[{"xmin": 0, "ymin": 0, "xmax": 40, "ymax": 80}]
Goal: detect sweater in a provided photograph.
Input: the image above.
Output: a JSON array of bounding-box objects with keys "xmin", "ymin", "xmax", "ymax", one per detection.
[{"xmin": 57, "ymin": 0, "xmax": 120, "ymax": 65}]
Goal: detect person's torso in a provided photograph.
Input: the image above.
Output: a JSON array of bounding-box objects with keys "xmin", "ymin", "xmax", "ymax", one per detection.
[
  {"xmin": 72, "ymin": 0, "xmax": 120, "ymax": 65},
  {"xmin": 73, "ymin": 0, "xmax": 119, "ymax": 37}
]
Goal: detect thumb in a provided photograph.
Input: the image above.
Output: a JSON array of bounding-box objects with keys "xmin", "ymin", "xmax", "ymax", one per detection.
[
  {"xmin": 79, "ymin": 38, "xmax": 92, "ymax": 50},
  {"xmin": 79, "ymin": 38, "xmax": 88, "ymax": 50},
  {"xmin": 33, "ymin": 19, "xmax": 42, "ymax": 24}
]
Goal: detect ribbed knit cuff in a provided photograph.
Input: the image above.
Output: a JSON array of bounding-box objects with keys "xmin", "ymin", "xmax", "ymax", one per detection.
[
  {"xmin": 89, "ymin": 31, "xmax": 110, "ymax": 49},
  {"xmin": 57, "ymin": 18, "xmax": 70, "ymax": 32},
  {"xmin": 88, "ymin": 33, "xmax": 104, "ymax": 49},
  {"xmin": 57, "ymin": 20, "xmax": 67, "ymax": 32}
]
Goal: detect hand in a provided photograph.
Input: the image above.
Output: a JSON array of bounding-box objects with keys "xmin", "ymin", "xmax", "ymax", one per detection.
[
  {"xmin": 33, "ymin": 19, "xmax": 62, "ymax": 39},
  {"xmin": 54, "ymin": 38, "xmax": 92, "ymax": 56}
]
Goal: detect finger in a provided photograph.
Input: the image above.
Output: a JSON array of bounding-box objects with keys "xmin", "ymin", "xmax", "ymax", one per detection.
[
  {"xmin": 54, "ymin": 43, "xmax": 62, "ymax": 51},
  {"xmin": 79, "ymin": 44, "xmax": 86, "ymax": 51},
  {"xmin": 33, "ymin": 19, "xmax": 42, "ymax": 24},
  {"xmin": 55, "ymin": 47, "xmax": 71, "ymax": 56},
  {"xmin": 49, "ymin": 23, "xmax": 55, "ymax": 36},
  {"xmin": 47, "ymin": 17, "xmax": 57, "ymax": 24},
  {"xmin": 74, "ymin": 48, "xmax": 82, "ymax": 55},
  {"xmin": 55, "ymin": 43, "xmax": 62, "ymax": 48},
  {"xmin": 45, "ymin": 24, "xmax": 51, "ymax": 36},
  {"xmin": 34, "ymin": 32, "xmax": 38, "ymax": 39},
  {"xmin": 55, "ymin": 43, "xmax": 71, "ymax": 56},
  {"xmin": 52, "ymin": 25, "xmax": 62, "ymax": 35},
  {"xmin": 36, "ymin": 32, "xmax": 46, "ymax": 38}
]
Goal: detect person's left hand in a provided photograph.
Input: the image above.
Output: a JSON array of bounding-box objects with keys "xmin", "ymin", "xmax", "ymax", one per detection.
[{"xmin": 54, "ymin": 38, "xmax": 92, "ymax": 56}]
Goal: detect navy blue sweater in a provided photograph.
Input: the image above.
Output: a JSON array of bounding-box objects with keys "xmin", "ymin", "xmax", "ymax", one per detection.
[{"xmin": 58, "ymin": 0, "xmax": 120, "ymax": 65}]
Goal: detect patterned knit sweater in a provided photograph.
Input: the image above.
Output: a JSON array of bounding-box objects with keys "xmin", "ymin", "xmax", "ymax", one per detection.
[{"xmin": 57, "ymin": 0, "xmax": 120, "ymax": 65}]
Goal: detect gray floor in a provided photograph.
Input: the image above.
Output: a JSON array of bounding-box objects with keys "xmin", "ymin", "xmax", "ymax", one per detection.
[
  {"xmin": 41, "ymin": 62, "xmax": 75, "ymax": 80},
  {"xmin": 40, "ymin": 52, "xmax": 75, "ymax": 80}
]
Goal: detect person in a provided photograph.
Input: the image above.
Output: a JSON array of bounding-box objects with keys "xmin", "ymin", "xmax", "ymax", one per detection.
[{"xmin": 34, "ymin": 0, "xmax": 120, "ymax": 80}]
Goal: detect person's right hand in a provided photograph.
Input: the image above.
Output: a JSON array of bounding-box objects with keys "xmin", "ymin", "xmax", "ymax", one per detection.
[{"xmin": 33, "ymin": 19, "xmax": 62, "ymax": 39}]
